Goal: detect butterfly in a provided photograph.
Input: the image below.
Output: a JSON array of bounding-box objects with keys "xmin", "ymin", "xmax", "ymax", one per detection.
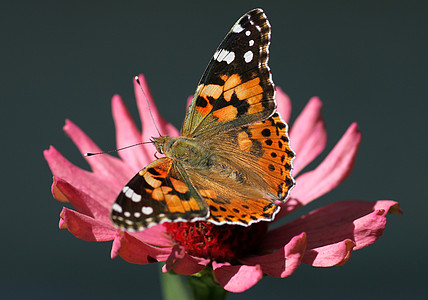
[{"xmin": 111, "ymin": 8, "xmax": 295, "ymax": 232}]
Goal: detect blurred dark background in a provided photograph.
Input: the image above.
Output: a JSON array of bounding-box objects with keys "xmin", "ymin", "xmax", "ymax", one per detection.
[{"xmin": 1, "ymin": 1, "xmax": 426, "ymax": 299}]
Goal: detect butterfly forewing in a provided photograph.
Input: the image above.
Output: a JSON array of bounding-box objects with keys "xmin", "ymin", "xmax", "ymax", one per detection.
[
  {"xmin": 182, "ymin": 9, "xmax": 275, "ymax": 138},
  {"xmin": 111, "ymin": 158, "xmax": 209, "ymax": 231}
]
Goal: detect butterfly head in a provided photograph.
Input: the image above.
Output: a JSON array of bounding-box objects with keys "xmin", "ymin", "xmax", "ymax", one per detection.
[{"xmin": 150, "ymin": 136, "xmax": 173, "ymax": 155}]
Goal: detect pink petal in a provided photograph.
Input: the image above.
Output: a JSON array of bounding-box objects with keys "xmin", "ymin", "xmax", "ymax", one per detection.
[
  {"xmin": 111, "ymin": 231, "xmax": 171, "ymax": 264},
  {"xmin": 59, "ymin": 207, "xmax": 116, "ymax": 241},
  {"xmin": 53, "ymin": 176, "xmax": 110, "ymax": 222},
  {"xmin": 289, "ymin": 97, "xmax": 327, "ymax": 176},
  {"xmin": 240, "ymin": 233, "xmax": 306, "ymax": 278},
  {"xmin": 134, "ymin": 75, "xmax": 179, "ymax": 141},
  {"xmin": 110, "ymin": 231, "xmax": 122, "ymax": 258},
  {"xmin": 275, "ymin": 87, "xmax": 292, "ymax": 123},
  {"xmin": 213, "ymin": 262, "xmax": 263, "ymax": 293},
  {"xmin": 352, "ymin": 201, "xmax": 402, "ymax": 250},
  {"xmin": 264, "ymin": 200, "xmax": 400, "ymax": 266},
  {"xmin": 63, "ymin": 119, "xmax": 133, "ymax": 187},
  {"xmin": 51, "ymin": 177, "xmax": 69, "ymax": 203},
  {"xmin": 266, "ymin": 200, "xmax": 399, "ymax": 249},
  {"xmin": 44, "ymin": 146, "xmax": 117, "ymax": 207},
  {"xmin": 278, "ymin": 123, "xmax": 361, "ymax": 218},
  {"xmin": 131, "ymin": 225, "xmax": 174, "ymax": 248},
  {"xmin": 373, "ymin": 200, "xmax": 403, "ymax": 215},
  {"xmin": 303, "ymin": 239, "xmax": 355, "ymax": 267},
  {"xmin": 111, "ymin": 94, "xmax": 151, "ymax": 170},
  {"xmin": 162, "ymin": 245, "xmax": 210, "ymax": 275},
  {"xmin": 186, "ymin": 95, "xmax": 193, "ymax": 110}
]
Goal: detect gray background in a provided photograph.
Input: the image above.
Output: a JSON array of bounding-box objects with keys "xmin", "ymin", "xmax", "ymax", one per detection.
[{"xmin": 2, "ymin": 1, "xmax": 426, "ymax": 299}]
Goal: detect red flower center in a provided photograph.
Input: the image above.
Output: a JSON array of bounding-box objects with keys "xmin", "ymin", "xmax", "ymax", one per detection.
[{"xmin": 165, "ymin": 221, "xmax": 268, "ymax": 262}]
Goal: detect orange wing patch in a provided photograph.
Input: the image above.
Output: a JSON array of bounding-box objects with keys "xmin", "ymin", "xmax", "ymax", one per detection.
[
  {"xmin": 247, "ymin": 113, "xmax": 295, "ymax": 200},
  {"xmin": 170, "ymin": 177, "xmax": 189, "ymax": 194},
  {"xmin": 203, "ymin": 193, "xmax": 279, "ymax": 226},
  {"xmin": 234, "ymin": 77, "xmax": 263, "ymax": 100},
  {"xmin": 237, "ymin": 131, "xmax": 253, "ymax": 151},
  {"xmin": 194, "ymin": 73, "xmax": 265, "ymax": 122},
  {"xmin": 212, "ymin": 105, "xmax": 238, "ymax": 122},
  {"xmin": 196, "ymin": 84, "xmax": 224, "ymax": 115},
  {"xmin": 223, "ymin": 74, "xmax": 242, "ymax": 91}
]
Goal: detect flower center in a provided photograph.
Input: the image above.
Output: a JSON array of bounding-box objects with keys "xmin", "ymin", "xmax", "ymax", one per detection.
[{"xmin": 165, "ymin": 221, "xmax": 268, "ymax": 262}]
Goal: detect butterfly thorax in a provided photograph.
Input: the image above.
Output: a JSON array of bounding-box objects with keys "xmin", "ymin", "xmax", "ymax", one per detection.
[{"xmin": 152, "ymin": 135, "xmax": 248, "ymax": 184}]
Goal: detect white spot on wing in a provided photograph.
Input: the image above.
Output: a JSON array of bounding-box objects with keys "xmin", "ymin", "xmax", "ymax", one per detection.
[
  {"xmin": 134, "ymin": 212, "xmax": 141, "ymax": 218},
  {"xmin": 123, "ymin": 186, "xmax": 142, "ymax": 202},
  {"xmin": 223, "ymin": 51, "xmax": 235, "ymax": 64},
  {"xmin": 216, "ymin": 49, "xmax": 228, "ymax": 62},
  {"xmin": 245, "ymin": 30, "xmax": 251, "ymax": 36},
  {"xmin": 142, "ymin": 206, "xmax": 154, "ymax": 215},
  {"xmin": 233, "ymin": 23, "xmax": 244, "ymax": 33},
  {"xmin": 249, "ymin": 40, "xmax": 254, "ymax": 46},
  {"xmin": 132, "ymin": 193, "xmax": 142, "ymax": 202},
  {"xmin": 124, "ymin": 211, "xmax": 131, "ymax": 217},
  {"xmin": 112, "ymin": 203, "xmax": 123, "ymax": 213},
  {"xmin": 244, "ymin": 50, "xmax": 253, "ymax": 63},
  {"xmin": 216, "ymin": 49, "xmax": 235, "ymax": 64},
  {"xmin": 213, "ymin": 49, "xmax": 220, "ymax": 60},
  {"xmin": 125, "ymin": 188, "xmax": 133, "ymax": 199}
]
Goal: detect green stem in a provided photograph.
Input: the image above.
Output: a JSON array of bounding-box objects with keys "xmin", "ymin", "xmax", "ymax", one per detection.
[
  {"xmin": 160, "ymin": 268, "xmax": 228, "ymax": 300},
  {"xmin": 187, "ymin": 271, "xmax": 229, "ymax": 300},
  {"xmin": 160, "ymin": 270, "xmax": 192, "ymax": 300}
]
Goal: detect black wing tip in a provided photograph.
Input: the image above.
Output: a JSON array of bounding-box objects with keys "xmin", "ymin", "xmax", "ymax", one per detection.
[
  {"xmin": 239, "ymin": 8, "xmax": 269, "ymax": 23},
  {"xmin": 247, "ymin": 8, "xmax": 265, "ymax": 15}
]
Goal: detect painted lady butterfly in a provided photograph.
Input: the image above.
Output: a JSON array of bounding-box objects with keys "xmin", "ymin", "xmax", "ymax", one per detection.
[{"xmin": 111, "ymin": 8, "xmax": 295, "ymax": 231}]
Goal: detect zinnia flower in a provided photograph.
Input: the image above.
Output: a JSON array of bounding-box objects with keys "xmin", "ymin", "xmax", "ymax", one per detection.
[{"xmin": 44, "ymin": 74, "xmax": 401, "ymax": 294}]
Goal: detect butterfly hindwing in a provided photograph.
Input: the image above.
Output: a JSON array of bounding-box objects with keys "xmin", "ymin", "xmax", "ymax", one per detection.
[
  {"xmin": 239, "ymin": 113, "xmax": 295, "ymax": 200},
  {"xmin": 111, "ymin": 158, "xmax": 209, "ymax": 231},
  {"xmin": 182, "ymin": 113, "xmax": 294, "ymax": 226},
  {"xmin": 182, "ymin": 9, "xmax": 275, "ymax": 138},
  {"xmin": 185, "ymin": 173, "xmax": 281, "ymax": 226}
]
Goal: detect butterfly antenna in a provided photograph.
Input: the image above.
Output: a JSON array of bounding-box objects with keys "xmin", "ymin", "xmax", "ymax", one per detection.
[
  {"xmin": 84, "ymin": 141, "xmax": 152, "ymax": 157},
  {"xmin": 135, "ymin": 76, "xmax": 161, "ymax": 137}
]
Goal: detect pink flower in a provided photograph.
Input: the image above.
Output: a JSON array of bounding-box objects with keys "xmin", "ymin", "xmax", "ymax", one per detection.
[{"xmin": 44, "ymin": 74, "xmax": 401, "ymax": 293}]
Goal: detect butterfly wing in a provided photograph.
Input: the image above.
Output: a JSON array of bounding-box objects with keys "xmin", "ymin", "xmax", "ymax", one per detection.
[
  {"xmin": 188, "ymin": 175, "xmax": 280, "ymax": 226},
  {"xmin": 182, "ymin": 8, "xmax": 275, "ymax": 138},
  {"xmin": 111, "ymin": 157, "xmax": 209, "ymax": 231},
  {"xmin": 184, "ymin": 113, "xmax": 294, "ymax": 226},
  {"xmin": 226, "ymin": 112, "xmax": 295, "ymax": 201}
]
